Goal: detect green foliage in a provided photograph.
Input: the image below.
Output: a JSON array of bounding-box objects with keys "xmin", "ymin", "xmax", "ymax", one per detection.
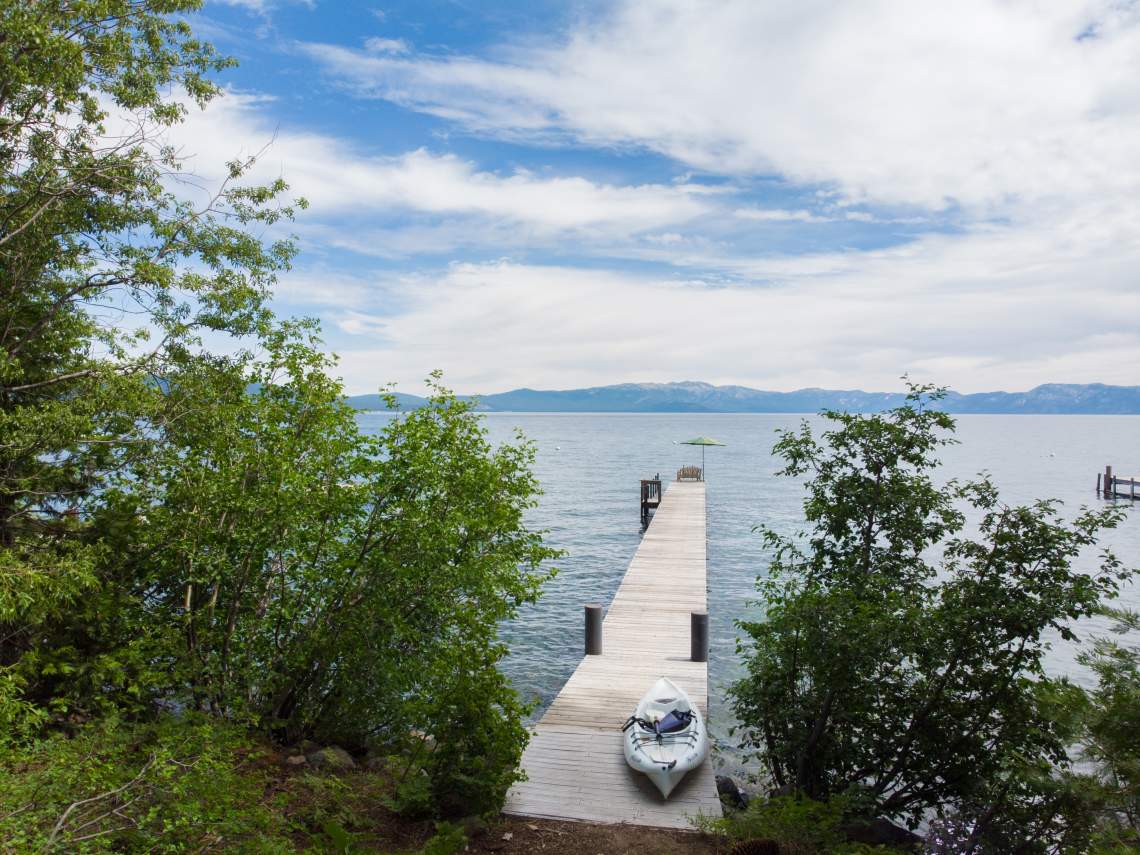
[
  {"xmin": 320, "ymin": 819, "xmax": 364, "ymax": 854},
  {"xmin": 697, "ymin": 794, "xmax": 888, "ymax": 853},
  {"xmin": 92, "ymin": 359, "xmax": 555, "ymax": 811},
  {"xmin": 285, "ymin": 771, "xmax": 372, "ymax": 836},
  {"xmin": 416, "ymin": 648, "xmax": 537, "ymax": 816},
  {"xmin": 0, "ymin": 715, "xmax": 293, "ymax": 852},
  {"xmin": 1, "ymin": 0, "xmax": 300, "ymax": 722},
  {"xmin": 387, "ymin": 767, "xmax": 436, "ymax": 819},
  {"xmin": 418, "ymin": 821, "xmax": 468, "ymax": 855},
  {"xmin": 730, "ymin": 383, "xmax": 1133, "ymax": 839},
  {"xmin": 1, "ymin": 0, "xmax": 557, "ymax": 828},
  {"xmin": 1071, "ymin": 607, "xmax": 1140, "ymax": 851}
]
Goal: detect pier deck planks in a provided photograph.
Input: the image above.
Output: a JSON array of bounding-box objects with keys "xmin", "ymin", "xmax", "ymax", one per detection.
[{"xmin": 503, "ymin": 480, "xmax": 721, "ymax": 829}]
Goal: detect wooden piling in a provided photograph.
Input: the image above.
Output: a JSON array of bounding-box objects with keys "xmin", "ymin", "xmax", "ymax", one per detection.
[
  {"xmin": 584, "ymin": 604, "xmax": 603, "ymax": 655},
  {"xmin": 1098, "ymin": 465, "xmax": 1139, "ymax": 501},
  {"xmin": 690, "ymin": 610, "xmax": 709, "ymax": 663}
]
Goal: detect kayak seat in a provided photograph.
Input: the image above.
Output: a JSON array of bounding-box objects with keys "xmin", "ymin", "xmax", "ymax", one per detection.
[{"xmin": 657, "ymin": 708, "xmax": 694, "ymax": 733}]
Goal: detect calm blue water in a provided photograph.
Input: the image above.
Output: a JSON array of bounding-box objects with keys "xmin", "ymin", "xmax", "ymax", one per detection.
[{"xmin": 356, "ymin": 412, "xmax": 1140, "ymax": 757}]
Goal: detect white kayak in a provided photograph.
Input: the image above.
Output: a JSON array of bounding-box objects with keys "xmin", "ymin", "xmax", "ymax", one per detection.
[{"xmin": 621, "ymin": 676, "xmax": 709, "ymax": 798}]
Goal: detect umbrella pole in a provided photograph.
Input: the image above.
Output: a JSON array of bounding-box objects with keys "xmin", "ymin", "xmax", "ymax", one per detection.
[{"xmin": 702, "ymin": 446, "xmax": 706, "ymax": 480}]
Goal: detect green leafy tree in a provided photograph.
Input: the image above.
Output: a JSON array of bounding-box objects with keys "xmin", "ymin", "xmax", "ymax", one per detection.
[
  {"xmin": 1, "ymin": 1, "xmax": 557, "ymax": 822},
  {"xmin": 1066, "ymin": 607, "xmax": 1140, "ymax": 851},
  {"xmin": 0, "ymin": 0, "xmax": 300, "ymax": 716},
  {"xmin": 730, "ymin": 385, "xmax": 1132, "ymax": 843},
  {"xmin": 93, "ymin": 350, "xmax": 556, "ymax": 812}
]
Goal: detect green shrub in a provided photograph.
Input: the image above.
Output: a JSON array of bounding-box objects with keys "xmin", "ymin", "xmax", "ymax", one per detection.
[
  {"xmin": 1, "ymin": 1, "xmax": 557, "ymax": 825},
  {"xmin": 697, "ymin": 794, "xmax": 888, "ymax": 853},
  {"xmin": 730, "ymin": 384, "xmax": 1131, "ymax": 837},
  {"xmin": 418, "ymin": 821, "xmax": 468, "ymax": 855},
  {"xmin": 417, "ymin": 655, "xmax": 533, "ymax": 816},
  {"xmin": 386, "ymin": 768, "xmax": 436, "ymax": 818},
  {"xmin": 319, "ymin": 819, "xmax": 365, "ymax": 854},
  {"xmin": 0, "ymin": 715, "xmax": 292, "ymax": 852},
  {"xmin": 288, "ymin": 772, "xmax": 369, "ymax": 832},
  {"xmin": 1066, "ymin": 607, "xmax": 1140, "ymax": 852}
]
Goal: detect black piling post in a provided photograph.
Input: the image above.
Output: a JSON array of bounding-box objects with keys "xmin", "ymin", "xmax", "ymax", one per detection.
[
  {"xmin": 691, "ymin": 610, "xmax": 708, "ymax": 663},
  {"xmin": 585, "ymin": 604, "xmax": 603, "ymax": 655}
]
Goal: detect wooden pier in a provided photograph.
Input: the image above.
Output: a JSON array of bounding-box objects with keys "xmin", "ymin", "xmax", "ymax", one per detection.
[
  {"xmin": 1098, "ymin": 465, "xmax": 1140, "ymax": 501},
  {"xmin": 503, "ymin": 480, "xmax": 721, "ymax": 829}
]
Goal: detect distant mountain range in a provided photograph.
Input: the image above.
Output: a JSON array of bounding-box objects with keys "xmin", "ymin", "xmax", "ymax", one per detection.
[{"xmin": 345, "ymin": 382, "xmax": 1140, "ymax": 414}]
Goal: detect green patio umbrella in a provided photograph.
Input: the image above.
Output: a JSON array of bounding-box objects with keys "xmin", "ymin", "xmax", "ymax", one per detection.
[{"xmin": 679, "ymin": 435, "xmax": 726, "ymax": 476}]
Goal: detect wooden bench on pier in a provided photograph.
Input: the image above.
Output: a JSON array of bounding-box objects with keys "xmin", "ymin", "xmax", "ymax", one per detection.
[{"xmin": 676, "ymin": 465, "xmax": 703, "ymax": 482}]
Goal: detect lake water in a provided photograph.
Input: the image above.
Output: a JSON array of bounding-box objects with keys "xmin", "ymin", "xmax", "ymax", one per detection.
[{"xmin": 357, "ymin": 412, "xmax": 1140, "ymax": 761}]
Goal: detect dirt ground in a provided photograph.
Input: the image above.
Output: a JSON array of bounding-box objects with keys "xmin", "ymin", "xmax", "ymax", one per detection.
[{"xmin": 467, "ymin": 815, "xmax": 725, "ymax": 855}]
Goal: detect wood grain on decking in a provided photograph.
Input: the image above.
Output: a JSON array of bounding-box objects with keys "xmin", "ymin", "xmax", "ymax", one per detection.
[{"xmin": 503, "ymin": 480, "xmax": 721, "ymax": 829}]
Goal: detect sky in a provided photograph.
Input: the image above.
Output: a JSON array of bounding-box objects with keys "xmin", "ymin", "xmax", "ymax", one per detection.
[{"xmin": 179, "ymin": 0, "xmax": 1140, "ymax": 395}]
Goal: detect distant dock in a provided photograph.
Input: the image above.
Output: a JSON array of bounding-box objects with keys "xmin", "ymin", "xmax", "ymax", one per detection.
[
  {"xmin": 1098, "ymin": 465, "xmax": 1140, "ymax": 500},
  {"xmin": 503, "ymin": 478, "xmax": 721, "ymax": 828}
]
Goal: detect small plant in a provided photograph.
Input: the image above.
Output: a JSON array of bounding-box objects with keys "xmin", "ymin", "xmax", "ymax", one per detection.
[
  {"xmin": 386, "ymin": 767, "xmax": 436, "ymax": 818},
  {"xmin": 418, "ymin": 821, "xmax": 468, "ymax": 855},
  {"xmin": 698, "ymin": 794, "xmax": 887, "ymax": 852},
  {"xmin": 0, "ymin": 716, "xmax": 291, "ymax": 851},
  {"xmin": 289, "ymin": 772, "xmax": 370, "ymax": 830},
  {"xmin": 320, "ymin": 819, "xmax": 363, "ymax": 853}
]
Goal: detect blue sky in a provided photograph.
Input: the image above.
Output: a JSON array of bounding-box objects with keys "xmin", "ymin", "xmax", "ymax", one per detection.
[{"xmin": 179, "ymin": 0, "xmax": 1140, "ymax": 394}]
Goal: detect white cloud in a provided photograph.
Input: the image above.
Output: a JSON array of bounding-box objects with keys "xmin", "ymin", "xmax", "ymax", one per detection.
[
  {"xmin": 155, "ymin": 3, "xmax": 1140, "ymax": 393},
  {"xmin": 335, "ymin": 310, "xmax": 391, "ymax": 336},
  {"xmin": 364, "ymin": 36, "xmax": 410, "ymax": 55},
  {"xmin": 210, "ymin": 0, "xmax": 269, "ymax": 10},
  {"xmin": 734, "ymin": 208, "xmax": 831, "ymax": 223},
  {"xmin": 299, "ymin": 0, "xmax": 1140, "ymax": 212},
  {"xmin": 167, "ymin": 92, "xmax": 711, "ymax": 237},
  {"xmin": 271, "ymin": 271, "xmax": 382, "ymax": 309},
  {"xmin": 323, "ymin": 217, "xmax": 1140, "ymax": 394},
  {"xmin": 209, "ymin": 0, "xmax": 314, "ymax": 12}
]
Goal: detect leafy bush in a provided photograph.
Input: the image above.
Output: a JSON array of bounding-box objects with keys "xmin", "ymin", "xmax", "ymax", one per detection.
[
  {"xmin": 416, "ymin": 651, "xmax": 536, "ymax": 816},
  {"xmin": 1069, "ymin": 607, "xmax": 1140, "ymax": 851},
  {"xmin": 697, "ymin": 794, "xmax": 888, "ymax": 853},
  {"xmin": 387, "ymin": 768, "xmax": 437, "ymax": 819},
  {"xmin": 0, "ymin": 715, "xmax": 292, "ymax": 852},
  {"xmin": 0, "ymin": 1, "xmax": 558, "ymax": 824},
  {"xmin": 730, "ymin": 384, "xmax": 1133, "ymax": 838},
  {"xmin": 98, "ymin": 357, "xmax": 555, "ymax": 813},
  {"xmin": 419, "ymin": 821, "xmax": 468, "ymax": 855},
  {"xmin": 0, "ymin": 0, "xmax": 296, "ymax": 721}
]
